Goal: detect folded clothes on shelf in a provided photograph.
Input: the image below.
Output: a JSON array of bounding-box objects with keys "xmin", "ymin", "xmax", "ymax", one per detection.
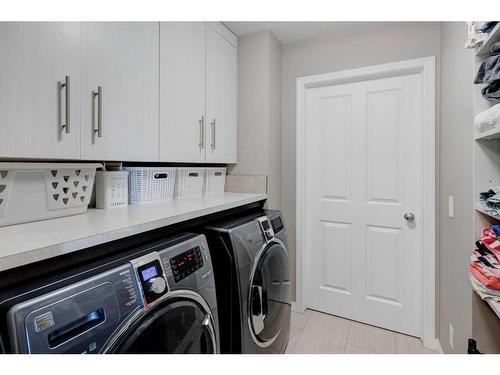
[
  {"xmin": 470, "ymin": 263, "xmax": 500, "ymax": 289},
  {"xmin": 491, "ymin": 41, "xmax": 500, "ymax": 55},
  {"xmin": 475, "ymin": 102, "xmax": 500, "ymax": 132},
  {"xmin": 475, "ymin": 54, "xmax": 500, "ymax": 84},
  {"xmin": 478, "ymin": 21, "xmax": 499, "ymax": 34},
  {"xmin": 465, "ymin": 21, "xmax": 488, "ymax": 48},
  {"xmin": 474, "ymin": 52, "xmax": 500, "ymax": 102},
  {"xmin": 481, "ymin": 80, "xmax": 500, "ymax": 102},
  {"xmin": 472, "ymin": 241, "xmax": 500, "ymax": 277},
  {"xmin": 470, "ymin": 275, "xmax": 500, "ymax": 302},
  {"xmin": 470, "ymin": 227, "xmax": 500, "ymax": 303},
  {"xmin": 477, "ymin": 227, "xmax": 500, "ymax": 258},
  {"xmin": 479, "ymin": 186, "xmax": 500, "ymax": 215}
]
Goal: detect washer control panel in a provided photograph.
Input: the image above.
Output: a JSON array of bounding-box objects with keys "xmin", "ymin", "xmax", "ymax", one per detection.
[
  {"xmin": 169, "ymin": 246, "xmax": 204, "ymax": 282},
  {"xmin": 131, "ymin": 253, "xmax": 169, "ymax": 307},
  {"xmin": 258, "ymin": 216, "xmax": 274, "ymax": 242}
]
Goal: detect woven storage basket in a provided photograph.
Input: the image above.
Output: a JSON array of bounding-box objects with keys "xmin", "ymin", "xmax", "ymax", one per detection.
[
  {"xmin": 124, "ymin": 167, "xmax": 176, "ymax": 205},
  {"xmin": 175, "ymin": 168, "xmax": 205, "ymax": 198},
  {"xmin": 203, "ymin": 168, "xmax": 226, "ymax": 194},
  {"xmin": 0, "ymin": 163, "xmax": 101, "ymax": 226}
]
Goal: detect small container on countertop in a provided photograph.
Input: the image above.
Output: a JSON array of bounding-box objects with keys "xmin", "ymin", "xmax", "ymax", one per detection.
[
  {"xmin": 95, "ymin": 170, "xmax": 129, "ymax": 209},
  {"xmin": 0, "ymin": 162, "xmax": 101, "ymax": 226}
]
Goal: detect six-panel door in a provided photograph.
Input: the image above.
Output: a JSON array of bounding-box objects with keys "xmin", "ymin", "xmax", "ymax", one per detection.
[
  {"xmin": 80, "ymin": 22, "xmax": 160, "ymax": 161},
  {"xmin": 0, "ymin": 22, "xmax": 81, "ymax": 159}
]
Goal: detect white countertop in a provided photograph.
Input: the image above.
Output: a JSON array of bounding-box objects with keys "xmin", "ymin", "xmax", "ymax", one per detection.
[{"xmin": 0, "ymin": 192, "xmax": 267, "ymax": 271}]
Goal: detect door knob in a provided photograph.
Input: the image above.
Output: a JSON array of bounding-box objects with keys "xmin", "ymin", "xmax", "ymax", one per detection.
[{"xmin": 404, "ymin": 212, "xmax": 415, "ymax": 222}]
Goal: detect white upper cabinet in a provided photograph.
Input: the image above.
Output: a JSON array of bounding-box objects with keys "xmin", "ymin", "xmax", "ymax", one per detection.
[
  {"xmin": 0, "ymin": 22, "xmax": 237, "ymax": 163},
  {"xmin": 205, "ymin": 25, "xmax": 238, "ymax": 163},
  {"xmin": 0, "ymin": 22, "xmax": 81, "ymax": 159},
  {"xmin": 159, "ymin": 22, "xmax": 206, "ymax": 163},
  {"xmin": 80, "ymin": 22, "xmax": 159, "ymax": 161}
]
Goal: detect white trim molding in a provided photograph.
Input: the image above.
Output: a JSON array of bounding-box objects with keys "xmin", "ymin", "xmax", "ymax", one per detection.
[
  {"xmin": 436, "ymin": 339, "xmax": 444, "ymax": 354},
  {"xmin": 295, "ymin": 57, "xmax": 436, "ymax": 348}
]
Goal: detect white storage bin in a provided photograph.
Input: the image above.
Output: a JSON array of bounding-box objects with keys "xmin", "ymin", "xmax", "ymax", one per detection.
[
  {"xmin": 203, "ymin": 168, "xmax": 226, "ymax": 195},
  {"xmin": 0, "ymin": 163, "xmax": 101, "ymax": 227},
  {"xmin": 124, "ymin": 167, "xmax": 176, "ymax": 204},
  {"xmin": 95, "ymin": 171, "xmax": 129, "ymax": 209},
  {"xmin": 175, "ymin": 168, "xmax": 205, "ymax": 198}
]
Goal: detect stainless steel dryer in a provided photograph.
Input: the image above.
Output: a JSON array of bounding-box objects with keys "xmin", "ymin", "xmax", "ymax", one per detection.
[
  {"xmin": 203, "ymin": 209, "xmax": 291, "ymax": 354},
  {"xmin": 0, "ymin": 234, "xmax": 219, "ymax": 354}
]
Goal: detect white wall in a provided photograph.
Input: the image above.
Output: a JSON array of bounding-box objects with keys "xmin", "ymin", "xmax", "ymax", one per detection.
[
  {"xmin": 281, "ymin": 22, "xmax": 442, "ymax": 302},
  {"xmin": 438, "ymin": 22, "xmax": 473, "ymax": 354},
  {"xmin": 230, "ymin": 30, "xmax": 282, "ymax": 208}
]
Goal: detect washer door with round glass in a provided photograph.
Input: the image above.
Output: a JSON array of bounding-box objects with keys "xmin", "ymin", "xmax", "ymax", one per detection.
[
  {"xmin": 249, "ymin": 240, "xmax": 291, "ymax": 347},
  {"xmin": 110, "ymin": 297, "xmax": 216, "ymax": 354}
]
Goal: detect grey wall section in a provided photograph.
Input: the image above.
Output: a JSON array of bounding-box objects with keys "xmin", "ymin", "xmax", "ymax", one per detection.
[
  {"xmin": 230, "ymin": 30, "xmax": 282, "ymax": 208},
  {"xmin": 281, "ymin": 22, "xmax": 442, "ymax": 304},
  {"xmin": 439, "ymin": 22, "xmax": 473, "ymax": 353}
]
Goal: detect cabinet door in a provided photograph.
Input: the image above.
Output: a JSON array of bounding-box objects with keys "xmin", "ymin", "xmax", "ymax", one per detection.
[
  {"xmin": 205, "ymin": 25, "xmax": 238, "ymax": 164},
  {"xmin": 81, "ymin": 22, "xmax": 159, "ymax": 161},
  {"xmin": 159, "ymin": 22, "xmax": 206, "ymax": 163},
  {"xmin": 0, "ymin": 22, "xmax": 81, "ymax": 159}
]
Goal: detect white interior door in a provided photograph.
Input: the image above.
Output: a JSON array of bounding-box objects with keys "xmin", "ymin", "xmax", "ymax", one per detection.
[
  {"xmin": 307, "ymin": 73, "xmax": 422, "ymax": 336},
  {"xmin": 81, "ymin": 22, "xmax": 159, "ymax": 161},
  {"xmin": 159, "ymin": 22, "xmax": 206, "ymax": 163}
]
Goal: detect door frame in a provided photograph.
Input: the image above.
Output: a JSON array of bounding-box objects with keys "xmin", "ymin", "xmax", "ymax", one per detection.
[{"xmin": 295, "ymin": 57, "xmax": 436, "ymax": 349}]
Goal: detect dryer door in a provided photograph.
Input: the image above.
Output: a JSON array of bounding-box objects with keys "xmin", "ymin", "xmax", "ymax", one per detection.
[
  {"xmin": 248, "ymin": 240, "xmax": 291, "ymax": 347},
  {"xmin": 108, "ymin": 293, "xmax": 217, "ymax": 354}
]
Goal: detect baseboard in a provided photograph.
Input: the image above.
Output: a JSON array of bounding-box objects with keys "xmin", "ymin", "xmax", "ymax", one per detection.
[
  {"xmin": 291, "ymin": 300, "xmax": 307, "ymax": 314},
  {"xmin": 436, "ymin": 339, "xmax": 444, "ymax": 354},
  {"xmin": 422, "ymin": 337, "xmax": 442, "ymax": 352}
]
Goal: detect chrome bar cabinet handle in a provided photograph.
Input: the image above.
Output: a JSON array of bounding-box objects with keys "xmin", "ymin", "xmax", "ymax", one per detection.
[
  {"xmin": 199, "ymin": 115, "xmax": 205, "ymax": 149},
  {"xmin": 61, "ymin": 75, "xmax": 70, "ymax": 134},
  {"xmin": 211, "ymin": 119, "xmax": 216, "ymax": 150},
  {"xmin": 94, "ymin": 86, "xmax": 103, "ymax": 138}
]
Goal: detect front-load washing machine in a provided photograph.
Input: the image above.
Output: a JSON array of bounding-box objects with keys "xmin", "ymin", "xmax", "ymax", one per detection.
[
  {"xmin": 203, "ymin": 209, "xmax": 291, "ymax": 354},
  {"xmin": 0, "ymin": 233, "xmax": 219, "ymax": 354}
]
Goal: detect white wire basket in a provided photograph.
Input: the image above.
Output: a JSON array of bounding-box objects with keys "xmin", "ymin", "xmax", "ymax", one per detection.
[
  {"xmin": 0, "ymin": 163, "xmax": 101, "ymax": 227},
  {"xmin": 203, "ymin": 168, "xmax": 226, "ymax": 195},
  {"xmin": 124, "ymin": 167, "xmax": 176, "ymax": 205},
  {"xmin": 175, "ymin": 168, "xmax": 205, "ymax": 198}
]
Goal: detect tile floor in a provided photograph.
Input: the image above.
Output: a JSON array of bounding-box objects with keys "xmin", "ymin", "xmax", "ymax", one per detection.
[{"xmin": 286, "ymin": 309, "xmax": 437, "ymax": 354}]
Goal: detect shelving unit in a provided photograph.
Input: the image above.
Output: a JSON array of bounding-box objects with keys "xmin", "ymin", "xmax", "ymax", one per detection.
[
  {"xmin": 475, "ymin": 204, "xmax": 500, "ymax": 221},
  {"xmin": 487, "ymin": 300, "xmax": 500, "ymax": 319},
  {"xmin": 475, "ymin": 127, "xmax": 500, "ymax": 141},
  {"xmin": 472, "ymin": 24, "xmax": 500, "ymax": 352}
]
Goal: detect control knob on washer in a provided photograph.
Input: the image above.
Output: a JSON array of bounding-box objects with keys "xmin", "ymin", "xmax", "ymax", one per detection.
[{"xmin": 146, "ymin": 276, "xmax": 167, "ymax": 295}]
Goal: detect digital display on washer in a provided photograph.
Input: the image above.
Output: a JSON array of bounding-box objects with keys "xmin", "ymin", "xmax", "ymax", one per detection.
[
  {"xmin": 271, "ymin": 216, "xmax": 283, "ymax": 233},
  {"xmin": 170, "ymin": 247, "xmax": 203, "ymax": 282},
  {"xmin": 141, "ymin": 265, "xmax": 158, "ymax": 281}
]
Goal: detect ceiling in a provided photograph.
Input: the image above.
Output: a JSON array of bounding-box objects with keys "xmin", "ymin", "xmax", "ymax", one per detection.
[{"xmin": 223, "ymin": 22, "xmax": 364, "ymax": 44}]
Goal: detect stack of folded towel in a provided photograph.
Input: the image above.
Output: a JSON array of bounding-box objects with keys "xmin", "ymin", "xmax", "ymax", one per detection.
[
  {"xmin": 474, "ymin": 31, "xmax": 500, "ymax": 102},
  {"xmin": 465, "ymin": 21, "xmax": 498, "ymax": 49},
  {"xmin": 475, "ymin": 102, "xmax": 500, "ymax": 132},
  {"xmin": 479, "ymin": 186, "xmax": 500, "ymax": 215},
  {"xmin": 470, "ymin": 227, "xmax": 500, "ymax": 304}
]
